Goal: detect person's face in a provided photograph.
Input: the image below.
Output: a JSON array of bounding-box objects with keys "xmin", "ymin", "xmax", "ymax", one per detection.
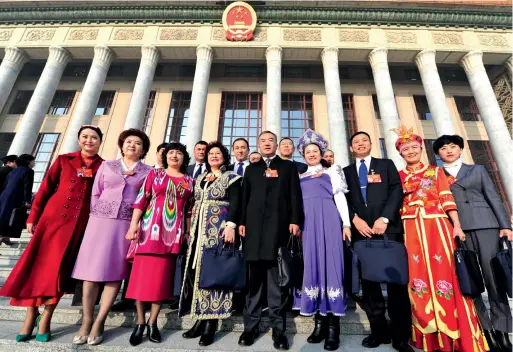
[
  {"xmin": 29, "ymin": 160, "xmax": 35, "ymax": 169},
  {"xmin": 156, "ymin": 147, "xmax": 166, "ymax": 166},
  {"xmin": 304, "ymin": 144, "xmax": 322, "ymax": 166},
  {"xmin": 78, "ymin": 128, "xmax": 101, "ymax": 154},
  {"xmin": 279, "ymin": 139, "xmax": 294, "ymax": 158},
  {"xmin": 194, "ymin": 144, "xmax": 207, "ymax": 162},
  {"xmin": 233, "ymin": 140, "xmax": 249, "ymax": 162},
  {"xmin": 207, "ymin": 147, "xmax": 224, "ymax": 169},
  {"xmin": 349, "ymin": 134, "xmax": 372, "ymax": 158},
  {"xmin": 167, "ymin": 149, "xmax": 184, "ymax": 169},
  {"xmin": 249, "ymin": 153, "xmax": 261, "ymax": 163},
  {"xmin": 437, "ymin": 143, "xmax": 462, "ymax": 163},
  {"xmin": 122, "ymin": 135, "xmax": 144, "ymax": 160},
  {"xmin": 323, "ymin": 151, "xmax": 335, "ymax": 166},
  {"xmin": 401, "ymin": 143, "xmax": 423, "ymax": 165},
  {"xmin": 259, "ymin": 133, "xmax": 278, "ymax": 157}
]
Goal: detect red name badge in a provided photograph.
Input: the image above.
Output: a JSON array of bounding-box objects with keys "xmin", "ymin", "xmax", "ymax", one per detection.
[
  {"xmin": 77, "ymin": 168, "xmax": 93, "ymax": 178},
  {"xmin": 367, "ymin": 174, "xmax": 382, "ymax": 183},
  {"xmin": 265, "ymin": 169, "xmax": 279, "ymax": 178}
]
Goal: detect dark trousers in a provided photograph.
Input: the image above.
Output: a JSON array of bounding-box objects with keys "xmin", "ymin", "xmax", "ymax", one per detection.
[
  {"xmin": 361, "ymin": 280, "xmax": 412, "ymax": 342},
  {"xmin": 465, "ymin": 229, "xmax": 512, "ymax": 333},
  {"xmin": 243, "ymin": 260, "xmax": 287, "ymax": 334}
]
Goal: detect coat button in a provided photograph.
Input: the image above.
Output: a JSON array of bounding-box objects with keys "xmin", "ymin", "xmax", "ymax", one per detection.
[
  {"xmin": 64, "ymin": 205, "xmax": 69, "ymax": 208},
  {"xmin": 75, "ymin": 206, "xmax": 80, "ymax": 210},
  {"xmin": 465, "ymin": 200, "xmax": 469, "ymax": 203},
  {"xmin": 62, "ymin": 213, "xmax": 67, "ymax": 217},
  {"xmin": 73, "ymin": 215, "xmax": 78, "ymax": 219},
  {"xmin": 69, "ymin": 187, "xmax": 74, "ymax": 191},
  {"xmin": 80, "ymin": 189, "xmax": 85, "ymax": 193},
  {"xmin": 71, "ymin": 180, "xmax": 76, "ymax": 183},
  {"xmin": 77, "ymin": 198, "xmax": 82, "ymax": 201},
  {"xmin": 67, "ymin": 197, "xmax": 72, "ymax": 200}
]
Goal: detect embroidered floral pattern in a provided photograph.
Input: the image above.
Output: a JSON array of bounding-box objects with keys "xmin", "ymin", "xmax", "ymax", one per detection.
[
  {"xmin": 433, "ymin": 254, "xmax": 442, "ymax": 263},
  {"xmin": 412, "ymin": 254, "xmax": 419, "ymax": 263},
  {"xmin": 436, "ymin": 280, "xmax": 454, "ymax": 300},
  {"xmin": 304, "ymin": 286, "xmax": 320, "ymax": 300},
  {"xmin": 91, "ymin": 199, "xmax": 117, "ymax": 218},
  {"xmin": 327, "ymin": 287, "xmax": 342, "ymax": 302},
  {"xmin": 411, "ymin": 278, "xmax": 428, "ymax": 297},
  {"xmin": 118, "ymin": 201, "xmax": 134, "ymax": 220},
  {"xmin": 420, "ymin": 178, "xmax": 433, "ymax": 189}
]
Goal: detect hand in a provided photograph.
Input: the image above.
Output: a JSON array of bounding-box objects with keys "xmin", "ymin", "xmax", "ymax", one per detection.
[
  {"xmin": 125, "ymin": 226, "xmax": 139, "ymax": 241},
  {"xmin": 353, "ymin": 216, "xmax": 374, "ymax": 238},
  {"xmin": 239, "ymin": 225, "xmax": 246, "ymax": 237},
  {"xmin": 222, "ymin": 226, "xmax": 236, "ymax": 243},
  {"xmin": 453, "ymin": 226, "xmax": 466, "ymax": 241},
  {"xmin": 289, "ymin": 224, "xmax": 301, "ymax": 237},
  {"xmin": 343, "ymin": 227, "xmax": 351, "ymax": 241},
  {"xmin": 499, "ymin": 229, "xmax": 512, "ymax": 241},
  {"xmin": 27, "ymin": 223, "xmax": 35, "ymax": 235},
  {"xmin": 372, "ymin": 218, "xmax": 388, "ymax": 235}
]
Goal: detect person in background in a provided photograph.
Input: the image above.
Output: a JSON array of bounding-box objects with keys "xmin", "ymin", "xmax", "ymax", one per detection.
[
  {"xmin": 323, "ymin": 150, "xmax": 335, "ymax": 167},
  {"xmin": 0, "ymin": 125, "xmax": 103, "ymax": 343},
  {"xmin": 228, "ymin": 138, "xmax": 250, "ymax": 177},
  {"xmin": 249, "ymin": 152, "xmax": 261, "ymax": 164},
  {"xmin": 0, "ymin": 154, "xmax": 35, "ymax": 245},
  {"xmin": 154, "ymin": 142, "xmax": 168, "ymax": 169},
  {"xmin": 394, "ymin": 126, "xmax": 486, "ymax": 352},
  {"xmin": 0, "ymin": 155, "xmax": 18, "ymax": 193},
  {"xmin": 434, "ymin": 134, "xmax": 512, "ymax": 351},
  {"xmin": 124, "ymin": 142, "xmax": 194, "ymax": 346},
  {"xmin": 71, "ymin": 129, "xmax": 152, "ymax": 346},
  {"xmin": 186, "ymin": 141, "xmax": 208, "ymax": 179},
  {"xmin": 279, "ymin": 137, "xmax": 308, "ymax": 174}
]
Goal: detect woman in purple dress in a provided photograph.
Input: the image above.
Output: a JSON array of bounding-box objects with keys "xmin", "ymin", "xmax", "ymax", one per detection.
[
  {"xmin": 293, "ymin": 129, "xmax": 351, "ymax": 351},
  {"xmin": 71, "ymin": 129, "xmax": 152, "ymax": 346}
]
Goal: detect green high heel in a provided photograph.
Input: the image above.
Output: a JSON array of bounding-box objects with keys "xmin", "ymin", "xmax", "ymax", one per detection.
[
  {"xmin": 35, "ymin": 315, "xmax": 51, "ymax": 342},
  {"xmin": 15, "ymin": 314, "xmax": 40, "ymax": 342}
]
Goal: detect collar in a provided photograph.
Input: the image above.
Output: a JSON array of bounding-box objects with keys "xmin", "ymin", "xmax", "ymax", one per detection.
[
  {"xmin": 154, "ymin": 164, "xmax": 162, "ymax": 169},
  {"xmin": 405, "ymin": 162, "xmax": 426, "ymax": 173},
  {"xmin": 443, "ymin": 159, "xmax": 462, "ymax": 168},
  {"xmin": 235, "ymin": 159, "xmax": 249, "ymax": 166},
  {"xmin": 120, "ymin": 159, "xmax": 139, "ymax": 172},
  {"xmin": 196, "ymin": 162, "xmax": 204, "ymax": 167},
  {"xmin": 306, "ymin": 164, "xmax": 323, "ymax": 174},
  {"xmin": 357, "ymin": 155, "xmax": 372, "ymax": 164},
  {"xmin": 264, "ymin": 155, "xmax": 277, "ymax": 161}
]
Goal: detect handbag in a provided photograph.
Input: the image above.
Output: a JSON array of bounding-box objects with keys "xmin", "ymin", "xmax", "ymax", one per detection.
[
  {"xmin": 492, "ymin": 237, "xmax": 512, "ymax": 298},
  {"xmin": 454, "ymin": 238, "xmax": 485, "ymax": 298},
  {"xmin": 353, "ymin": 234, "xmax": 409, "ymax": 285},
  {"xmin": 343, "ymin": 239, "xmax": 360, "ymax": 295},
  {"xmin": 199, "ymin": 240, "xmax": 245, "ymax": 291},
  {"xmin": 277, "ymin": 236, "xmax": 304, "ymax": 289}
]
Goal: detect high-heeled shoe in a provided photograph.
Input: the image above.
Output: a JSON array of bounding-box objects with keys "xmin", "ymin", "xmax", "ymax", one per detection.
[
  {"xmin": 35, "ymin": 315, "xmax": 51, "ymax": 342},
  {"xmin": 182, "ymin": 320, "xmax": 206, "ymax": 339},
  {"xmin": 15, "ymin": 314, "xmax": 40, "ymax": 342},
  {"xmin": 198, "ymin": 319, "xmax": 217, "ymax": 346},
  {"xmin": 147, "ymin": 323, "xmax": 161, "ymax": 343},
  {"xmin": 129, "ymin": 324, "xmax": 146, "ymax": 346}
]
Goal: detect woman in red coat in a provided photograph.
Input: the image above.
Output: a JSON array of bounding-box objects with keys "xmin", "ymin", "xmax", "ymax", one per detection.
[{"xmin": 0, "ymin": 125, "xmax": 104, "ymax": 343}]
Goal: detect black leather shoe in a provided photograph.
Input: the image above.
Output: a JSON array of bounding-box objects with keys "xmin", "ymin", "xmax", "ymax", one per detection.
[
  {"xmin": 199, "ymin": 320, "xmax": 217, "ymax": 346},
  {"xmin": 272, "ymin": 332, "xmax": 289, "ymax": 350},
  {"xmin": 307, "ymin": 313, "xmax": 326, "ymax": 344},
  {"xmin": 324, "ymin": 315, "xmax": 340, "ymax": 351},
  {"xmin": 392, "ymin": 340, "xmax": 414, "ymax": 352},
  {"xmin": 362, "ymin": 334, "xmax": 392, "ymax": 348},
  {"xmin": 484, "ymin": 330, "xmax": 501, "ymax": 351},
  {"xmin": 147, "ymin": 323, "xmax": 161, "ymax": 343},
  {"xmin": 129, "ymin": 324, "xmax": 146, "ymax": 346},
  {"xmin": 495, "ymin": 330, "xmax": 513, "ymax": 351},
  {"xmin": 238, "ymin": 329, "xmax": 260, "ymax": 346},
  {"xmin": 111, "ymin": 299, "xmax": 135, "ymax": 312},
  {"xmin": 182, "ymin": 320, "xmax": 205, "ymax": 339}
]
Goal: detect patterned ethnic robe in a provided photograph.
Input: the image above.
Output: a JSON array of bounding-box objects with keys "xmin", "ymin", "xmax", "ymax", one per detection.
[{"xmin": 178, "ymin": 171, "xmax": 241, "ymax": 320}]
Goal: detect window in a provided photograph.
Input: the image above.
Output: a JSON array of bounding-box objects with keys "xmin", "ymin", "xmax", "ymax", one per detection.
[
  {"xmin": 454, "ymin": 96, "xmax": 480, "ymax": 122},
  {"xmin": 48, "ymin": 91, "xmax": 75, "ymax": 115},
  {"xmin": 379, "ymin": 138, "xmax": 388, "ymax": 159},
  {"xmin": 372, "ymin": 94, "xmax": 381, "ymax": 120},
  {"xmin": 425, "ymin": 139, "xmax": 444, "ymax": 167},
  {"xmin": 94, "ymin": 91, "xmax": 116, "ymax": 116},
  {"xmin": 281, "ymin": 93, "xmax": 314, "ymax": 161},
  {"xmin": 142, "ymin": 91, "xmax": 157, "ymax": 135},
  {"xmin": 63, "ymin": 64, "xmax": 90, "ymax": 77},
  {"xmin": 218, "ymin": 92, "xmax": 262, "ymax": 156},
  {"xmin": 405, "ymin": 69, "xmax": 421, "ymax": 81},
  {"xmin": 32, "ymin": 133, "xmax": 59, "ymax": 192},
  {"xmin": 0, "ymin": 133, "xmax": 15, "ymax": 162},
  {"xmin": 413, "ymin": 95, "xmax": 432, "ymax": 120},
  {"xmin": 8, "ymin": 91, "xmax": 33, "ymax": 114},
  {"xmin": 343, "ymin": 94, "xmax": 358, "ymax": 163},
  {"xmin": 224, "ymin": 65, "xmax": 266, "ymax": 78},
  {"xmin": 282, "ymin": 66, "xmax": 311, "ymax": 79},
  {"xmin": 439, "ymin": 68, "xmax": 467, "ymax": 82},
  {"xmin": 165, "ymin": 92, "xmax": 192, "ymax": 143},
  {"xmin": 468, "ymin": 140, "xmax": 511, "ymax": 215}
]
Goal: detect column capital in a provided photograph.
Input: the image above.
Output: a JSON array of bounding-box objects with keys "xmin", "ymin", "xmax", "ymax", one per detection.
[
  {"xmin": 368, "ymin": 47, "xmax": 388, "ymax": 70},
  {"xmin": 196, "ymin": 45, "xmax": 214, "ymax": 64},
  {"xmin": 321, "ymin": 46, "xmax": 339, "ymax": 66},
  {"xmin": 265, "ymin": 45, "xmax": 282, "ymax": 61},
  {"xmin": 93, "ymin": 45, "xmax": 115, "ymax": 70},
  {"xmin": 504, "ymin": 56, "xmax": 512, "ymax": 77},
  {"xmin": 414, "ymin": 49, "xmax": 437, "ymax": 73},
  {"xmin": 3, "ymin": 46, "xmax": 29, "ymax": 69},
  {"xmin": 140, "ymin": 45, "xmax": 161, "ymax": 67},
  {"xmin": 460, "ymin": 50, "xmax": 485, "ymax": 75},
  {"xmin": 48, "ymin": 46, "xmax": 71, "ymax": 67}
]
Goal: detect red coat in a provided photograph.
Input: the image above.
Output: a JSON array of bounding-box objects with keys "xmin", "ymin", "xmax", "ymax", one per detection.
[{"xmin": 0, "ymin": 151, "xmax": 103, "ymax": 303}]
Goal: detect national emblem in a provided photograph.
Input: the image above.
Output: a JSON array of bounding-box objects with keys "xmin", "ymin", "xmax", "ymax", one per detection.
[{"xmin": 222, "ymin": 1, "xmax": 257, "ymax": 41}]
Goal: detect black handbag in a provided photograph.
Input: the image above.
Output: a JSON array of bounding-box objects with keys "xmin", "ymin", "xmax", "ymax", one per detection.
[
  {"xmin": 199, "ymin": 240, "xmax": 245, "ymax": 291},
  {"xmin": 454, "ymin": 238, "xmax": 485, "ymax": 298},
  {"xmin": 353, "ymin": 234, "xmax": 409, "ymax": 285},
  {"xmin": 277, "ymin": 236, "xmax": 304, "ymax": 289},
  {"xmin": 492, "ymin": 237, "xmax": 512, "ymax": 298},
  {"xmin": 343, "ymin": 239, "xmax": 360, "ymax": 295}
]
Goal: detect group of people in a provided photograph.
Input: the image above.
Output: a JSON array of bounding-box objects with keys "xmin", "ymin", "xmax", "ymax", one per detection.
[{"xmin": 0, "ymin": 122, "xmax": 510, "ymax": 352}]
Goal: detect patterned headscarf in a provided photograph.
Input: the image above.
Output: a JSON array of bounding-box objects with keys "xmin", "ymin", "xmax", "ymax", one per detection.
[
  {"xmin": 392, "ymin": 125, "xmax": 423, "ymax": 153},
  {"xmin": 297, "ymin": 129, "xmax": 329, "ymax": 156}
]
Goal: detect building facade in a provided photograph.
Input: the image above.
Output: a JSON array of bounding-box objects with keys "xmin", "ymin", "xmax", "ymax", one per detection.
[{"xmin": 0, "ymin": 1, "xmax": 511, "ymax": 210}]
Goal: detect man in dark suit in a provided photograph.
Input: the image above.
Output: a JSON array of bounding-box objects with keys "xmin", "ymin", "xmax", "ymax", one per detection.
[
  {"xmin": 238, "ymin": 131, "xmax": 303, "ymax": 350},
  {"xmin": 343, "ymin": 131, "xmax": 412, "ymax": 352},
  {"xmin": 227, "ymin": 138, "xmax": 250, "ymax": 177},
  {"xmin": 434, "ymin": 134, "xmax": 512, "ymax": 351},
  {"xmin": 186, "ymin": 140, "xmax": 207, "ymax": 179},
  {"xmin": 278, "ymin": 137, "xmax": 308, "ymax": 174},
  {"xmin": 0, "ymin": 155, "xmax": 17, "ymax": 192}
]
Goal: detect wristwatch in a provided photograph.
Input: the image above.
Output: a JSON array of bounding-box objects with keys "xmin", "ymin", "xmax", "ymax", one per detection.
[{"xmin": 380, "ymin": 217, "xmax": 389, "ymax": 224}]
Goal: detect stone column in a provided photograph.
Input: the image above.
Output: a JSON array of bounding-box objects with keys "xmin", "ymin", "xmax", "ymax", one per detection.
[
  {"xmin": 8, "ymin": 46, "xmax": 71, "ymax": 155},
  {"xmin": 321, "ymin": 47, "xmax": 349, "ymax": 166},
  {"xmin": 265, "ymin": 45, "xmax": 282, "ymax": 141},
  {"xmin": 123, "ymin": 45, "xmax": 160, "ymax": 130},
  {"xmin": 60, "ymin": 45, "xmax": 115, "ymax": 153},
  {"xmin": 504, "ymin": 57, "xmax": 512, "ymax": 80},
  {"xmin": 184, "ymin": 45, "xmax": 214, "ymax": 158},
  {"xmin": 415, "ymin": 49, "xmax": 456, "ymax": 136},
  {"xmin": 368, "ymin": 47, "xmax": 405, "ymax": 169},
  {"xmin": 460, "ymin": 50, "xmax": 513, "ymax": 205},
  {"xmin": 0, "ymin": 46, "xmax": 29, "ymax": 114}
]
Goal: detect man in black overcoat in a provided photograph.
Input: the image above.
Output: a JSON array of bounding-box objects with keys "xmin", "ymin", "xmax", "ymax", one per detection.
[
  {"xmin": 238, "ymin": 131, "xmax": 303, "ymax": 351},
  {"xmin": 343, "ymin": 131, "xmax": 412, "ymax": 352},
  {"xmin": 0, "ymin": 155, "xmax": 17, "ymax": 192}
]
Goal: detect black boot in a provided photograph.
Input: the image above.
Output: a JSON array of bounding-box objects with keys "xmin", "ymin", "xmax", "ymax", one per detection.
[
  {"xmin": 147, "ymin": 323, "xmax": 161, "ymax": 343},
  {"xmin": 484, "ymin": 330, "xmax": 501, "ymax": 352},
  {"xmin": 324, "ymin": 314, "xmax": 340, "ymax": 351},
  {"xmin": 307, "ymin": 313, "xmax": 326, "ymax": 343},
  {"xmin": 182, "ymin": 320, "xmax": 206, "ymax": 339},
  {"xmin": 495, "ymin": 330, "xmax": 513, "ymax": 351},
  {"xmin": 199, "ymin": 319, "xmax": 217, "ymax": 346},
  {"xmin": 129, "ymin": 324, "xmax": 146, "ymax": 346}
]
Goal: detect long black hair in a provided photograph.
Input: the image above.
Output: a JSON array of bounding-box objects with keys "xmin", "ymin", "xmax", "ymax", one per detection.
[
  {"xmin": 161, "ymin": 142, "xmax": 190, "ymax": 174},
  {"xmin": 205, "ymin": 141, "xmax": 231, "ymax": 172}
]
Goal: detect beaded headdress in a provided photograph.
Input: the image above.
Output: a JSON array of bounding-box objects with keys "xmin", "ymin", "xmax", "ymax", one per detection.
[{"xmin": 297, "ymin": 129, "xmax": 329, "ymax": 156}]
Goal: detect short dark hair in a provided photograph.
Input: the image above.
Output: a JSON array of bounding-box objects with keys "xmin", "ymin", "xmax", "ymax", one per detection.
[
  {"xmin": 157, "ymin": 142, "xmax": 168, "ymax": 152},
  {"xmin": 118, "ymin": 129, "xmax": 151, "ymax": 159},
  {"xmin": 195, "ymin": 140, "xmax": 208, "ymax": 148},
  {"xmin": 249, "ymin": 151, "xmax": 260, "ymax": 156},
  {"xmin": 205, "ymin": 141, "xmax": 231, "ymax": 172},
  {"xmin": 279, "ymin": 137, "xmax": 294, "ymax": 145},
  {"xmin": 161, "ymin": 142, "xmax": 190, "ymax": 174},
  {"xmin": 325, "ymin": 149, "xmax": 334, "ymax": 155},
  {"xmin": 16, "ymin": 154, "xmax": 35, "ymax": 167},
  {"xmin": 259, "ymin": 130, "xmax": 277, "ymax": 141},
  {"xmin": 433, "ymin": 135, "xmax": 464, "ymax": 155},
  {"xmin": 350, "ymin": 131, "xmax": 372, "ymax": 144},
  {"xmin": 232, "ymin": 138, "xmax": 249, "ymax": 149},
  {"xmin": 0, "ymin": 155, "xmax": 17, "ymax": 164},
  {"xmin": 78, "ymin": 125, "xmax": 103, "ymax": 142}
]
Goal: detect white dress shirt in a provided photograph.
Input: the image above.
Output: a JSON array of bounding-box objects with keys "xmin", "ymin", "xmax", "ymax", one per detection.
[
  {"xmin": 233, "ymin": 159, "xmax": 250, "ymax": 175},
  {"xmin": 356, "ymin": 155, "xmax": 372, "ymax": 176},
  {"xmin": 120, "ymin": 159, "xmax": 139, "ymax": 178},
  {"xmin": 193, "ymin": 162, "xmax": 204, "ymax": 176},
  {"xmin": 443, "ymin": 159, "xmax": 462, "ymax": 177}
]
